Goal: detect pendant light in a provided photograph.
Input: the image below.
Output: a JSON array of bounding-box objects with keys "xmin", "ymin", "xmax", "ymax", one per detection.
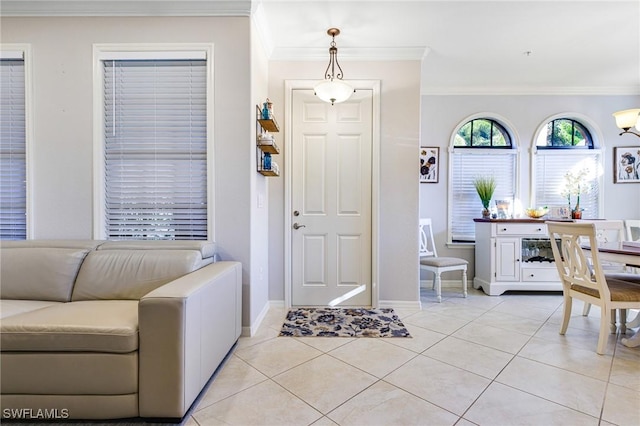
[{"xmin": 314, "ymin": 28, "xmax": 354, "ymax": 105}]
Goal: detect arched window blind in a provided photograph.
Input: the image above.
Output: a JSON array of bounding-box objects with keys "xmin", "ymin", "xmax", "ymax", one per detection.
[
  {"xmin": 0, "ymin": 54, "xmax": 26, "ymax": 240},
  {"xmin": 451, "ymin": 150, "xmax": 516, "ymax": 242},
  {"xmin": 103, "ymin": 58, "xmax": 208, "ymax": 240},
  {"xmin": 534, "ymin": 151, "xmax": 601, "ymax": 218},
  {"xmin": 534, "ymin": 118, "xmax": 600, "ymax": 218}
]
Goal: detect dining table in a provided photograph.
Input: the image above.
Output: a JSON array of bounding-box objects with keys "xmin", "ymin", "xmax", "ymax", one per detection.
[{"xmin": 582, "ymin": 241, "xmax": 640, "ymax": 348}]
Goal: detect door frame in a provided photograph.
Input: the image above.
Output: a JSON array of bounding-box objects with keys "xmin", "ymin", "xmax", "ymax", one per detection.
[{"xmin": 283, "ymin": 80, "xmax": 381, "ymax": 308}]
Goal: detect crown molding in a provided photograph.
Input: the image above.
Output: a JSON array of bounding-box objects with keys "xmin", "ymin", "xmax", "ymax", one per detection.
[
  {"xmin": 0, "ymin": 1, "xmax": 253, "ymax": 17},
  {"xmin": 421, "ymin": 85, "xmax": 640, "ymax": 96},
  {"xmin": 270, "ymin": 46, "xmax": 430, "ymax": 62}
]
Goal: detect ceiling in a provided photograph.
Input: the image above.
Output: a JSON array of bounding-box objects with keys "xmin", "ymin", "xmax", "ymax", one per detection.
[{"xmin": 2, "ymin": 0, "xmax": 639, "ymax": 95}]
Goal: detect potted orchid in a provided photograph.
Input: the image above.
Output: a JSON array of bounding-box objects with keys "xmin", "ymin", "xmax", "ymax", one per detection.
[{"xmin": 560, "ymin": 168, "xmax": 590, "ymax": 219}]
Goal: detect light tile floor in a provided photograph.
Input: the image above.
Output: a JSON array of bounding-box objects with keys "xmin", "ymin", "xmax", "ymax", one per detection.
[{"xmin": 187, "ymin": 288, "xmax": 640, "ymax": 426}]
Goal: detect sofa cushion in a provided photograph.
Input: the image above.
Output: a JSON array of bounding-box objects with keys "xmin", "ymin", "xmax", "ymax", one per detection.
[
  {"xmin": 0, "ymin": 248, "xmax": 90, "ymax": 302},
  {"xmin": 71, "ymin": 250, "xmax": 203, "ymax": 300},
  {"xmin": 0, "ymin": 300, "xmax": 138, "ymax": 353},
  {"xmin": 0, "ymin": 300, "xmax": 62, "ymax": 319},
  {"xmin": 98, "ymin": 240, "xmax": 216, "ymax": 261}
]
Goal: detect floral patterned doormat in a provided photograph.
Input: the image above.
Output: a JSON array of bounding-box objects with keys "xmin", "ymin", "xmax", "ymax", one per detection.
[{"xmin": 279, "ymin": 307, "xmax": 411, "ymax": 337}]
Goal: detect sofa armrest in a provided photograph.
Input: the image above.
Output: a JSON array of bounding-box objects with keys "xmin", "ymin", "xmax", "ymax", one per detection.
[{"xmin": 138, "ymin": 261, "xmax": 242, "ymax": 418}]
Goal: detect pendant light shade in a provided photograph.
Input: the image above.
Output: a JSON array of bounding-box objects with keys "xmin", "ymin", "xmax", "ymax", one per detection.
[
  {"xmin": 314, "ymin": 79, "xmax": 353, "ymax": 105},
  {"xmin": 315, "ymin": 28, "xmax": 353, "ymax": 105}
]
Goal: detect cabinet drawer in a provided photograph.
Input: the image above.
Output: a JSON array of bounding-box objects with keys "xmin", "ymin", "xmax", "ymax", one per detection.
[
  {"xmin": 521, "ymin": 267, "xmax": 559, "ymax": 282},
  {"xmin": 495, "ymin": 223, "xmax": 547, "ymax": 236}
]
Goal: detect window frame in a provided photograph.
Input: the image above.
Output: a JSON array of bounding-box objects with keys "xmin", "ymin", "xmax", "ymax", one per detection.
[
  {"xmin": 92, "ymin": 43, "xmax": 215, "ymax": 241},
  {"xmin": 447, "ymin": 113, "xmax": 520, "ymax": 245},
  {"xmin": 530, "ymin": 113, "xmax": 604, "ymax": 218},
  {"xmin": 0, "ymin": 44, "xmax": 33, "ymax": 240}
]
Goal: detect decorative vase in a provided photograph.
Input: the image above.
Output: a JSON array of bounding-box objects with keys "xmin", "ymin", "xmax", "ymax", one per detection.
[
  {"xmin": 571, "ymin": 208, "xmax": 582, "ymax": 220},
  {"xmin": 482, "ymin": 208, "xmax": 491, "ymax": 219},
  {"xmin": 571, "ymin": 199, "xmax": 581, "ymax": 219}
]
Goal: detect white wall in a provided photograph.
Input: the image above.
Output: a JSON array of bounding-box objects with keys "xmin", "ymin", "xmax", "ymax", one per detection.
[
  {"xmin": 267, "ymin": 60, "xmax": 422, "ymax": 305},
  {"xmin": 248, "ymin": 20, "xmax": 271, "ymax": 331},
  {"xmin": 420, "ymin": 94, "xmax": 640, "ymax": 278},
  {"xmin": 1, "ymin": 16, "xmax": 260, "ymax": 325}
]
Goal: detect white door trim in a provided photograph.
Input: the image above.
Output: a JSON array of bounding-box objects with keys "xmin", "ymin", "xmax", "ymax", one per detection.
[{"xmin": 284, "ymin": 80, "xmax": 380, "ymax": 308}]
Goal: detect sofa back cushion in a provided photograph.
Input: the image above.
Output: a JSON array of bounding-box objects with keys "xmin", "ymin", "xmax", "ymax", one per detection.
[
  {"xmin": 71, "ymin": 249, "xmax": 203, "ymax": 300},
  {"xmin": 0, "ymin": 248, "xmax": 90, "ymax": 302}
]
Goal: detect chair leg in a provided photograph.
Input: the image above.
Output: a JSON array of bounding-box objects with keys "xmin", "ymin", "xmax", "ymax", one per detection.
[
  {"xmin": 559, "ymin": 295, "xmax": 572, "ymax": 335},
  {"xmin": 582, "ymin": 302, "xmax": 591, "ymax": 316},
  {"xmin": 598, "ymin": 308, "xmax": 611, "ymax": 355},
  {"xmin": 434, "ymin": 272, "xmax": 442, "ymax": 303},
  {"xmin": 462, "ymin": 269, "xmax": 468, "ymax": 298},
  {"xmin": 619, "ymin": 309, "xmax": 627, "ymax": 334},
  {"xmin": 610, "ymin": 309, "xmax": 617, "ymax": 334}
]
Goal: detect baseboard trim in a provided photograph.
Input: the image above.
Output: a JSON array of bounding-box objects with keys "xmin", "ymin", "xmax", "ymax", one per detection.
[
  {"xmin": 242, "ymin": 300, "xmax": 271, "ymax": 337},
  {"xmin": 378, "ymin": 300, "xmax": 422, "ymax": 310}
]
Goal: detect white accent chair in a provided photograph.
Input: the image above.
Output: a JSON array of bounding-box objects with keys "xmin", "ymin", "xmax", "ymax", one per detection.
[
  {"xmin": 547, "ymin": 221, "xmax": 640, "ymax": 354},
  {"xmin": 419, "ymin": 218, "xmax": 468, "ymax": 302}
]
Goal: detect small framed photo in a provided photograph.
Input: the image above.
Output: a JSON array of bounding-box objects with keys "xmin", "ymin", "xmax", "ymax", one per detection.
[
  {"xmin": 548, "ymin": 205, "xmax": 571, "ymax": 220},
  {"xmin": 614, "ymin": 147, "xmax": 640, "ymax": 183},
  {"xmin": 419, "ymin": 147, "xmax": 439, "ymax": 183}
]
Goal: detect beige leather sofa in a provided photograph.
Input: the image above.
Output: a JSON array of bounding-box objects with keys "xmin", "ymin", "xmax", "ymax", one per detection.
[{"xmin": 0, "ymin": 240, "xmax": 242, "ymax": 420}]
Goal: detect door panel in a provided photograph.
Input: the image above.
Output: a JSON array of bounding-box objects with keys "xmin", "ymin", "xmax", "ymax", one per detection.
[{"xmin": 291, "ymin": 89, "xmax": 372, "ymax": 306}]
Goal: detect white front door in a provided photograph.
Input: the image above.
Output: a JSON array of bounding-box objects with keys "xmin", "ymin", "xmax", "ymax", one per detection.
[{"xmin": 290, "ymin": 89, "xmax": 373, "ymax": 307}]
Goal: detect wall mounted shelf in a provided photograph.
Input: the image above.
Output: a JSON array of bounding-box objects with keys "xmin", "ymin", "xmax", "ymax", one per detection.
[{"xmin": 256, "ymin": 104, "xmax": 280, "ymax": 177}]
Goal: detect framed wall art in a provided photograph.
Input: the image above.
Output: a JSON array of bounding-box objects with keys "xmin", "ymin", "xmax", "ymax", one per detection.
[
  {"xmin": 419, "ymin": 147, "xmax": 439, "ymax": 183},
  {"xmin": 614, "ymin": 147, "xmax": 640, "ymax": 183}
]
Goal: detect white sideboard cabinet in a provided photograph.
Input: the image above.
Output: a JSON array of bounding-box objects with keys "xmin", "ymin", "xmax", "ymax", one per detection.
[{"xmin": 473, "ymin": 219, "xmax": 562, "ymax": 296}]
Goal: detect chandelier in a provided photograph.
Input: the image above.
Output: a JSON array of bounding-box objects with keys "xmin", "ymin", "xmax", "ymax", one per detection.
[{"xmin": 314, "ymin": 28, "xmax": 354, "ymax": 105}]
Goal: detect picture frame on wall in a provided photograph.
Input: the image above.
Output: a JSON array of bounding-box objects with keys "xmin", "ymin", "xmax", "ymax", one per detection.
[
  {"xmin": 420, "ymin": 147, "xmax": 439, "ymax": 183},
  {"xmin": 614, "ymin": 146, "xmax": 640, "ymax": 183}
]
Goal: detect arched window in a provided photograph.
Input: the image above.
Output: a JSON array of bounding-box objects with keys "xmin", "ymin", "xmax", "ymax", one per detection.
[
  {"xmin": 449, "ymin": 117, "xmax": 518, "ymax": 243},
  {"xmin": 533, "ymin": 116, "xmax": 602, "ymax": 218}
]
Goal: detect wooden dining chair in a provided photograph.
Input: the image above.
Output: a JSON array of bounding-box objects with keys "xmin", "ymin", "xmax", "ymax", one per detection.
[
  {"xmin": 547, "ymin": 221, "xmax": 640, "ymax": 354},
  {"xmin": 419, "ymin": 218, "xmax": 468, "ymax": 303},
  {"xmin": 625, "ymin": 219, "xmax": 640, "ymax": 241},
  {"xmin": 578, "ymin": 220, "xmax": 628, "ymax": 316}
]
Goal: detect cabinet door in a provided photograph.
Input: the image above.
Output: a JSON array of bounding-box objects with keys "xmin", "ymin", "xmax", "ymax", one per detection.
[{"xmin": 495, "ymin": 237, "xmax": 520, "ymax": 281}]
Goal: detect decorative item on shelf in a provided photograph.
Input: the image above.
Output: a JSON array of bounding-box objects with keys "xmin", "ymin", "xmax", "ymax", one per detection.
[
  {"xmin": 525, "ymin": 207, "xmax": 549, "ymax": 219},
  {"xmin": 314, "ymin": 28, "xmax": 354, "ymax": 105},
  {"xmin": 561, "ymin": 168, "xmax": 590, "ymax": 219},
  {"xmin": 262, "ymin": 98, "xmax": 273, "ymax": 120},
  {"xmin": 612, "ymin": 108, "xmax": 640, "ymax": 138},
  {"xmin": 473, "ymin": 175, "xmax": 496, "ymax": 219},
  {"xmin": 495, "ymin": 199, "xmax": 512, "ymax": 219},
  {"xmin": 263, "ymin": 152, "xmax": 272, "ymax": 171}
]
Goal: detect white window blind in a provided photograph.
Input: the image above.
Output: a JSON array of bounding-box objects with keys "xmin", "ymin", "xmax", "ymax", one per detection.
[
  {"xmin": 451, "ymin": 150, "xmax": 516, "ymax": 242},
  {"xmin": 103, "ymin": 59, "xmax": 208, "ymax": 240},
  {"xmin": 535, "ymin": 150, "xmax": 601, "ymax": 218},
  {"xmin": 0, "ymin": 57, "xmax": 26, "ymax": 240}
]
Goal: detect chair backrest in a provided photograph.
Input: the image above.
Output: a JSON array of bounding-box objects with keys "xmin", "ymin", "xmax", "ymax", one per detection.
[
  {"xmin": 578, "ymin": 219, "xmax": 625, "ymax": 245},
  {"xmin": 625, "ymin": 219, "xmax": 640, "ymax": 241},
  {"xmin": 419, "ymin": 218, "xmax": 438, "ymax": 258},
  {"xmin": 547, "ymin": 221, "xmax": 611, "ymax": 300}
]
